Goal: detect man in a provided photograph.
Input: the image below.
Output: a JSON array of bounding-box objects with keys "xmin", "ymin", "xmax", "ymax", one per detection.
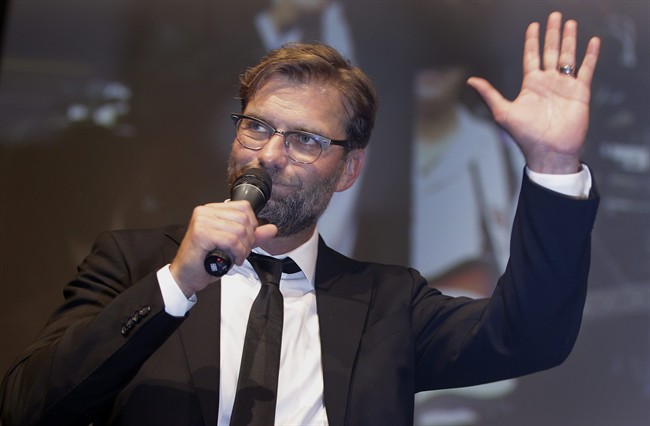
[{"xmin": 1, "ymin": 11, "xmax": 600, "ymax": 426}]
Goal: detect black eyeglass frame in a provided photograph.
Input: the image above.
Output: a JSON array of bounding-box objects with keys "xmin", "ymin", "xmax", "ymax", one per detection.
[{"xmin": 230, "ymin": 113, "xmax": 348, "ymax": 164}]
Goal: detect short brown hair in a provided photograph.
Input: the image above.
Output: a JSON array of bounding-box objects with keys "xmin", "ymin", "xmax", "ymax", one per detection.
[{"xmin": 238, "ymin": 42, "xmax": 378, "ymax": 151}]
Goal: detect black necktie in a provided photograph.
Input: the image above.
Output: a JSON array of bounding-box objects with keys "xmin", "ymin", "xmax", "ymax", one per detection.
[{"xmin": 230, "ymin": 252, "xmax": 300, "ymax": 426}]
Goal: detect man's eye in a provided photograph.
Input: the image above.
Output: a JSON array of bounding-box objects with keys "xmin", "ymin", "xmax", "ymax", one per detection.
[
  {"xmin": 295, "ymin": 133, "xmax": 319, "ymax": 146},
  {"xmin": 250, "ymin": 123, "xmax": 269, "ymax": 133},
  {"xmin": 240, "ymin": 119, "xmax": 267, "ymax": 133}
]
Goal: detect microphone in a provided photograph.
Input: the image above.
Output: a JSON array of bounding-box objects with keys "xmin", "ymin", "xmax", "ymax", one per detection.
[{"xmin": 203, "ymin": 167, "xmax": 272, "ymax": 277}]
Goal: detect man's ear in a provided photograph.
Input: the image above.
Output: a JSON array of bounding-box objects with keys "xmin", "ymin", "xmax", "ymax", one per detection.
[{"xmin": 335, "ymin": 149, "xmax": 365, "ymax": 192}]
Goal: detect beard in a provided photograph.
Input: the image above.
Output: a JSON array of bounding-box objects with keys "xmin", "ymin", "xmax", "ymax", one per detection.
[{"xmin": 227, "ymin": 156, "xmax": 343, "ymax": 237}]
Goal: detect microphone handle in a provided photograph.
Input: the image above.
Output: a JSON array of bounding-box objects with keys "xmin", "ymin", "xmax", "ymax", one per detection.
[{"xmin": 204, "ymin": 248, "xmax": 233, "ymax": 277}]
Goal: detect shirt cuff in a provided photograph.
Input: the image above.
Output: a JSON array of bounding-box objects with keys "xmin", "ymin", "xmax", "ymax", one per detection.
[
  {"xmin": 157, "ymin": 264, "xmax": 197, "ymax": 317},
  {"xmin": 526, "ymin": 164, "xmax": 592, "ymax": 198}
]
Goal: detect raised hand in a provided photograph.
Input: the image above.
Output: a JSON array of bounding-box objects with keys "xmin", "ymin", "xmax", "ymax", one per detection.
[{"xmin": 468, "ymin": 11, "xmax": 601, "ymax": 174}]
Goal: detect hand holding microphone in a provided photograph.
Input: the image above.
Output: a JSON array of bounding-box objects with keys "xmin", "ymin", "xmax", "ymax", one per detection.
[
  {"xmin": 204, "ymin": 168, "xmax": 273, "ymax": 276},
  {"xmin": 169, "ymin": 168, "xmax": 274, "ymax": 297}
]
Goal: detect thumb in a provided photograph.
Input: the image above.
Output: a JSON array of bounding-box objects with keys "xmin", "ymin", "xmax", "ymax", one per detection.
[
  {"xmin": 254, "ymin": 223, "xmax": 279, "ymax": 247},
  {"xmin": 467, "ymin": 77, "xmax": 508, "ymax": 123}
]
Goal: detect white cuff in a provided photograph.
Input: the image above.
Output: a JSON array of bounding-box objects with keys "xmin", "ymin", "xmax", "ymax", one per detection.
[
  {"xmin": 526, "ymin": 164, "xmax": 592, "ymax": 198},
  {"xmin": 157, "ymin": 264, "xmax": 197, "ymax": 317}
]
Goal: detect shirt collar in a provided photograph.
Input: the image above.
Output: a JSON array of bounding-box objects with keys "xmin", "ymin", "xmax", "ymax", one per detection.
[{"xmin": 251, "ymin": 228, "xmax": 319, "ymax": 287}]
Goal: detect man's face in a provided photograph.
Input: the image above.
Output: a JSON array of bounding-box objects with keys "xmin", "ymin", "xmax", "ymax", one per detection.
[{"xmin": 227, "ymin": 76, "xmax": 351, "ymax": 237}]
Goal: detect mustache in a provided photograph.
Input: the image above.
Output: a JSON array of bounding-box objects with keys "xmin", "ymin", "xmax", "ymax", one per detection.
[
  {"xmin": 265, "ymin": 168, "xmax": 302, "ymax": 190},
  {"xmin": 226, "ymin": 158, "xmax": 303, "ymax": 196}
]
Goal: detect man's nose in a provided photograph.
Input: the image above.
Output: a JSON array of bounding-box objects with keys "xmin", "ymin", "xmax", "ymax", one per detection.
[{"xmin": 257, "ymin": 133, "xmax": 288, "ymax": 167}]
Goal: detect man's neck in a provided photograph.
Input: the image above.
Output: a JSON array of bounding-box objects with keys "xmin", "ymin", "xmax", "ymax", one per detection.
[{"xmin": 259, "ymin": 225, "xmax": 316, "ymax": 256}]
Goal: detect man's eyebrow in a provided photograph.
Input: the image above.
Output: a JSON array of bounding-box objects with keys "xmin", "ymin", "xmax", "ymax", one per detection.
[
  {"xmin": 243, "ymin": 112, "xmax": 271, "ymax": 125},
  {"xmin": 291, "ymin": 125, "xmax": 329, "ymax": 136},
  {"xmin": 246, "ymin": 112, "xmax": 329, "ymax": 137}
]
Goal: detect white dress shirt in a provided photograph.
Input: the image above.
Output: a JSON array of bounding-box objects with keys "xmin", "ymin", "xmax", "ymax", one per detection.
[
  {"xmin": 158, "ymin": 229, "xmax": 327, "ymax": 425},
  {"xmin": 410, "ymin": 106, "xmax": 524, "ymax": 277},
  {"xmin": 156, "ymin": 165, "xmax": 592, "ymax": 425}
]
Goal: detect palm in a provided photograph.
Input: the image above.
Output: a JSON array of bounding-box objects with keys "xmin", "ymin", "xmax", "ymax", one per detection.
[
  {"xmin": 468, "ymin": 12, "xmax": 600, "ymax": 173},
  {"xmin": 504, "ymin": 68, "xmax": 591, "ymax": 160}
]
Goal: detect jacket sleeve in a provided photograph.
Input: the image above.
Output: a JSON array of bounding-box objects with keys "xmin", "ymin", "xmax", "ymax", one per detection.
[
  {"xmin": 412, "ymin": 173, "xmax": 600, "ymax": 391},
  {"xmin": 0, "ymin": 229, "xmax": 185, "ymax": 426}
]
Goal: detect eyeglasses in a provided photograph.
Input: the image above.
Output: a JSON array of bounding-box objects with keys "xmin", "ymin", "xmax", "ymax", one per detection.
[{"xmin": 231, "ymin": 113, "xmax": 347, "ymax": 164}]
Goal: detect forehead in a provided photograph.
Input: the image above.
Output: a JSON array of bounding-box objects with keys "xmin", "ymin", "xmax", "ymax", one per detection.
[{"xmin": 245, "ymin": 76, "xmax": 348, "ymax": 137}]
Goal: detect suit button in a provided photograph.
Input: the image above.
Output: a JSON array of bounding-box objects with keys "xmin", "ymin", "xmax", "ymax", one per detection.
[{"xmin": 121, "ymin": 306, "xmax": 152, "ymax": 336}]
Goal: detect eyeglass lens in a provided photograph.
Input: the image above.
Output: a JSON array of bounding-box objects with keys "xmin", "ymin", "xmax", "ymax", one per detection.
[{"xmin": 235, "ymin": 116, "xmax": 327, "ymax": 164}]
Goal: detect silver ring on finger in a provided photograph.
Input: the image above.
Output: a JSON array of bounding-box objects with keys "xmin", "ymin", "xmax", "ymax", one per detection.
[{"xmin": 557, "ymin": 64, "xmax": 577, "ymax": 77}]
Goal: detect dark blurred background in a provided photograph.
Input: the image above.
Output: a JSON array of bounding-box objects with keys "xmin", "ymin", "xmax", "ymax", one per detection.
[{"xmin": 1, "ymin": 1, "xmax": 648, "ymax": 425}]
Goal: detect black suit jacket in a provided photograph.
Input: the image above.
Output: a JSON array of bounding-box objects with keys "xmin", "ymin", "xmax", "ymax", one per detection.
[{"xmin": 1, "ymin": 175, "xmax": 599, "ymax": 425}]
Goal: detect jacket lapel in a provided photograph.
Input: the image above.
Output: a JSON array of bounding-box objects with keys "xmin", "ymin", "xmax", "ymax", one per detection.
[
  {"xmin": 315, "ymin": 238, "xmax": 373, "ymax": 426},
  {"xmin": 164, "ymin": 227, "xmax": 222, "ymax": 426}
]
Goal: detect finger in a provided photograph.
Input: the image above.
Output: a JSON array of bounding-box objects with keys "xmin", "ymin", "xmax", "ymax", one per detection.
[
  {"xmin": 206, "ymin": 200, "xmax": 258, "ymax": 229},
  {"xmin": 558, "ymin": 19, "xmax": 578, "ymax": 72},
  {"xmin": 466, "ymin": 77, "xmax": 509, "ymax": 124},
  {"xmin": 577, "ymin": 36, "xmax": 601, "ymax": 87},
  {"xmin": 522, "ymin": 22, "xmax": 541, "ymax": 76},
  {"xmin": 189, "ymin": 216, "xmax": 245, "ymax": 258},
  {"xmin": 543, "ymin": 11, "xmax": 563, "ymax": 70},
  {"xmin": 198, "ymin": 203, "xmax": 256, "ymax": 234},
  {"xmin": 217, "ymin": 199, "xmax": 257, "ymax": 216},
  {"xmin": 192, "ymin": 204, "xmax": 257, "ymax": 254}
]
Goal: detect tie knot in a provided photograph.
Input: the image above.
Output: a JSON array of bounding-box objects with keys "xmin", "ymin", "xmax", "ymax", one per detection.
[
  {"xmin": 280, "ymin": 257, "xmax": 301, "ymax": 274},
  {"xmin": 247, "ymin": 252, "xmax": 301, "ymax": 285}
]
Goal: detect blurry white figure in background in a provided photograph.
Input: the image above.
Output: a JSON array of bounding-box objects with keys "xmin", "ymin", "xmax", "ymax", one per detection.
[
  {"xmin": 410, "ymin": 65, "xmax": 524, "ymax": 297},
  {"xmin": 410, "ymin": 65, "xmax": 524, "ymax": 426}
]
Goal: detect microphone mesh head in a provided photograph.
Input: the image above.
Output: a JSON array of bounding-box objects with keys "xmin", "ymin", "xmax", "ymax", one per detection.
[{"xmin": 232, "ymin": 168, "xmax": 272, "ymax": 200}]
